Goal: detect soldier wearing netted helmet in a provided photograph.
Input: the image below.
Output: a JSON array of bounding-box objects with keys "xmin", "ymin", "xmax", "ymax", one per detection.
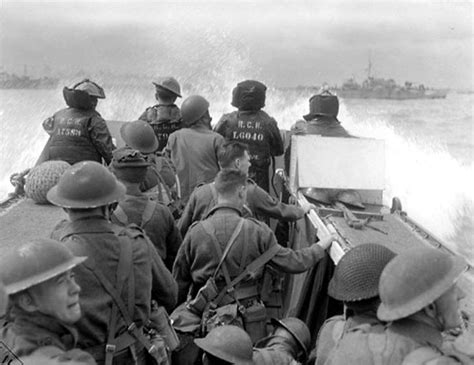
[
  {"xmin": 0, "ymin": 238, "xmax": 96, "ymax": 364},
  {"xmin": 47, "ymin": 161, "xmax": 176, "ymax": 365},
  {"xmin": 324, "ymin": 246, "xmax": 471, "ymax": 365},
  {"xmin": 139, "ymin": 77, "xmax": 182, "ymax": 151},
  {"xmin": 109, "ymin": 147, "xmax": 182, "ymax": 270},
  {"xmin": 312, "ymin": 243, "xmax": 396, "ymax": 365}
]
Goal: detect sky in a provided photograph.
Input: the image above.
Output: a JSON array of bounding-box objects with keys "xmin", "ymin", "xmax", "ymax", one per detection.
[{"xmin": 1, "ymin": 0, "xmax": 473, "ymax": 89}]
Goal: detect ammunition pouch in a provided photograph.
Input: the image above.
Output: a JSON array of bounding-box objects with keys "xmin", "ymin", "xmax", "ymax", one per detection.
[{"xmin": 148, "ymin": 301, "xmax": 180, "ymax": 351}]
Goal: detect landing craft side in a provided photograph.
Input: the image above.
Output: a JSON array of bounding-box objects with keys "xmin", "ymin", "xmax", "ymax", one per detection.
[{"xmin": 280, "ymin": 134, "xmax": 473, "ymax": 318}]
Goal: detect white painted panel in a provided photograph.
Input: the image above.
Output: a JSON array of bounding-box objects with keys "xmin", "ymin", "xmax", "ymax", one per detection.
[{"xmin": 293, "ymin": 135, "xmax": 385, "ymax": 190}]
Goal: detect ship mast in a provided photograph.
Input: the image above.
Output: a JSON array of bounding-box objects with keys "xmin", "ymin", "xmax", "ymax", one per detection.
[{"xmin": 366, "ymin": 52, "xmax": 372, "ymax": 79}]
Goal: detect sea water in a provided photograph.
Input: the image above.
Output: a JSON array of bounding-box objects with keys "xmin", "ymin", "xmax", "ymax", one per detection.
[{"xmin": 0, "ymin": 86, "xmax": 472, "ymax": 263}]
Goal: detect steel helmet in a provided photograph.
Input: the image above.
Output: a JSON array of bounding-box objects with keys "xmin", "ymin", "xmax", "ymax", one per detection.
[
  {"xmin": 194, "ymin": 325, "xmax": 254, "ymax": 365},
  {"xmin": 152, "ymin": 77, "xmax": 182, "ymax": 97},
  {"xmin": 111, "ymin": 147, "xmax": 150, "ymax": 169},
  {"xmin": 336, "ymin": 190, "xmax": 365, "ymax": 210},
  {"xmin": 0, "ymin": 238, "xmax": 87, "ymax": 295},
  {"xmin": 329, "ymin": 243, "xmax": 396, "ymax": 302},
  {"xmin": 47, "ymin": 161, "xmax": 126, "ymax": 209},
  {"xmin": 378, "ymin": 247, "xmax": 468, "ymax": 322},
  {"xmin": 73, "ymin": 79, "xmax": 106, "ymax": 99},
  {"xmin": 271, "ymin": 317, "xmax": 311, "ymax": 359},
  {"xmin": 303, "ymin": 90, "xmax": 339, "ymax": 121},
  {"xmin": 25, "ymin": 160, "xmax": 71, "ymax": 204},
  {"xmin": 120, "ymin": 120, "xmax": 159, "ymax": 153},
  {"xmin": 180, "ymin": 95, "xmax": 210, "ymax": 126}
]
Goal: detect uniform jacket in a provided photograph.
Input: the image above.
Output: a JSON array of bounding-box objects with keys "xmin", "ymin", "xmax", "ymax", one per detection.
[
  {"xmin": 215, "ymin": 110, "xmax": 284, "ymax": 165},
  {"xmin": 1, "ymin": 307, "xmax": 96, "ymax": 364},
  {"xmin": 165, "ymin": 124, "xmax": 224, "ymax": 205},
  {"xmin": 178, "ymin": 180, "xmax": 305, "ymax": 237},
  {"xmin": 43, "ymin": 107, "xmax": 115, "ymax": 164},
  {"xmin": 172, "ymin": 204, "xmax": 326, "ymax": 305},
  {"xmin": 324, "ymin": 316, "xmax": 466, "ymax": 365},
  {"xmin": 314, "ymin": 312, "xmax": 381, "ymax": 365},
  {"xmin": 111, "ymin": 193, "xmax": 182, "ymax": 270},
  {"xmin": 50, "ymin": 216, "xmax": 177, "ymax": 350},
  {"xmin": 139, "ymin": 104, "xmax": 181, "ymax": 151}
]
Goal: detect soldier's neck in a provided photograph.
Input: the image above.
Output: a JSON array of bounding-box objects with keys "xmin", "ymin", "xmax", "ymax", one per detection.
[{"xmin": 67, "ymin": 208, "xmax": 105, "ymax": 221}]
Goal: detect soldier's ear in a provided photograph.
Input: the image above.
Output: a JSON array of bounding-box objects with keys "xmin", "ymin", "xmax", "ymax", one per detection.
[
  {"xmin": 16, "ymin": 291, "xmax": 39, "ymax": 313},
  {"xmin": 423, "ymin": 302, "xmax": 438, "ymax": 320}
]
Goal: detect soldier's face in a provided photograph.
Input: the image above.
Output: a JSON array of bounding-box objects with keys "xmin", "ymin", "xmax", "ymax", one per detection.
[
  {"xmin": 434, "ymin": 284, "xmax": 464, "ymax": 330},
  {"xmin": 236, "ymin": 151, "xmax": 251, "ymax": 175},
  {"xmin": 29, "ymin": 270, "xmax": 82, "ymax": 325}
]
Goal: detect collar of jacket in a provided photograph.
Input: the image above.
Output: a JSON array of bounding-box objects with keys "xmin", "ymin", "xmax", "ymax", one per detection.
[
  {"xmin": 204, "ymin": 203, "xmax": 243, "ymax": 219},
  {"xmin": 390, "ymin": 316, "xmax": 443, "ymax": 349},
  {"xmin": 347, "ymin": 311, "xmax": 382, "ymax": 328},
  {"xmin": 306, "ymin": 116, "xmax": 340, "ymax": 125},
  {"xmin": 9, "ymin": 305, "xmax": 79, "ymax": 350},
  {"xmin": 62, "ymin": 216, "xmax": 116, "ymax": 236}
]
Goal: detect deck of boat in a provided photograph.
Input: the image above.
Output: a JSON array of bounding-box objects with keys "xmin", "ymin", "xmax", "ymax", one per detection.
[{"xmin": 0, "ymin": 198, "xmax": 66, "ymax": 251}]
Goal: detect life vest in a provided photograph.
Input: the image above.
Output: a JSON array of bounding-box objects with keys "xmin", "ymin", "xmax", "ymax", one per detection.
[
  {"xmin": 48, "ymin": 108, "xmax": 102, "ymax": 164},
  {"xmin": 142, "ymin": 104, "xmax": 181, "ymax": 151},
  {"xmin": 218, "ymin": 110, "xmax": 279, "ymax": 168}
]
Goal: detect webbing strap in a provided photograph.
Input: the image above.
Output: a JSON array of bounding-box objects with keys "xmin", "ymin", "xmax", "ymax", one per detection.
[
  {"xmin": 113, "ymin": 206, "xmax": 129, "ymax": 226},
  {"xmin": 201, "ymin": 218, "xmax": 245, "ymax": 290},
  {"xmin": 150, "ymin": 166, "xmax": 173, "ymax": 202},
  {"xmin": 209, "ymin": 183, "xmax": 218, "ymax": 204},
  {"xmin": 81, "ymin": 235, "xmax": 133, "ymax": 365},
  {"xmin": 83, "ymin": 235, "xmax": 155, "ymax": 363},
  {"xmin": 213, "ymin": 244, "xmax": 281, "ymax": 306},
  {"xmin": 113, "ymin": 199, "xmax": 156, "ymax": 229}
]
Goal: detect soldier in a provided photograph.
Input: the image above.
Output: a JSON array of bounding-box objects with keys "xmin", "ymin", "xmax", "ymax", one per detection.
[
  {"xmin": 109, "ymin": 147, "xmax": 182, "ymax": 270},
  {"xmin": 120, "ymin": 120, "xmax": 177, "ymax": 202},
  {"xmin": 47, "ymin": 161, "xmax": 176, "ymax": 365},
  {"xmin": 253, "ymin": 317, "xmax": 311, "ymax": 365},
  {"xmin": 41, "ymin": 79, "xmax": 115, "ymax": 165},
  {"xmin": 325, "ymin": 247, "xmax": 471, "ymax": 364},
  {"xmin": 284, "ymin": 89, "xmax": 351, "ymax": 174},
  {"xmin": 0, "ymin": 238, "xmax": 95, "ymax": 364},
  {"xmin": 194, "ymin": 325, "xmax": 255, "ymax": 365},
  {"xmin": 138, "ymin": 77, "xmax": 182, "ymax": 152},
  {"xmin": 178, "ymin": 140, "xmax": 310, "ymax": 237},
  {"xmin": 215, "ymin": 80, "xmax": 284, "ymax": 192},
  {"xmin": 165, "ymin": 95, "xmax": 225, "ymax": 205},
  {"xmin": 171, "ymin": 169, "xmax": 336, "ymax": 364},
  {"xmin": 312, "ymin": 243, "xmax": 396, "ymax": 365}
]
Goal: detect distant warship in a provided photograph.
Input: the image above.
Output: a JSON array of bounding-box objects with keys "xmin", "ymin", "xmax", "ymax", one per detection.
[
  {"xmin": 334, "ymin": 59, "xmax": 448, "ymax": 100},
  {"xmin": 0, "ymin": 67, "xmax": 58, "ymax": 89}
]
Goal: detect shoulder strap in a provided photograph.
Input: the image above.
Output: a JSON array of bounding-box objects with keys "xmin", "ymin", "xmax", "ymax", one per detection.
[
  {"xmin": 201, "ymin": 218, "xmax": 245, "ymax": 287},
  {"xmin": 214, "ymin": 243, "xmax": 281, "ymax": 306},
  {"xmin": 209, "ymin": 183, "xmax": 218, "ymax": 203},
  {"xmin": 141, "ymin": 199, "xmax": 157, "ymax": 227},
  {"xmin": 112, "ymin": 206, "xmax": 129, "ymax": 226},
  {"xmin": 82, "ymin": 235, "xmax": 156, "ymax": 363}
]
